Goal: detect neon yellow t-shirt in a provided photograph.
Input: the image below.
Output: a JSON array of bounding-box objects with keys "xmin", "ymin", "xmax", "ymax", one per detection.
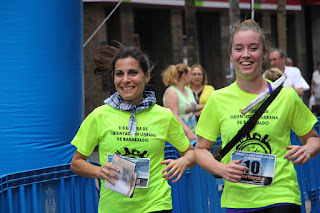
[
  {"xmin": 71, "ymin": 104, "xmax": 190, "ymax": 213},
  {"xmin": 196, "ymin": 81, "xmax": 317, "ymax": 208}
]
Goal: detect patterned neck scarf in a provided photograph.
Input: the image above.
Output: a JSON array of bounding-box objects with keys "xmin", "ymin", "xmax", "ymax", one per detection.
[{"xmin": 104, "ymin": 91, "xmax": 156, "ymax": 137}]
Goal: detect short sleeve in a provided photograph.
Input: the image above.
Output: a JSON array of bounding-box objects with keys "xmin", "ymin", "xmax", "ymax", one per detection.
[
  {"xmin": 166, "ymin": 113, "xmax": 190, "ymax": 152},
  {"xmin": 71, "ymin": 112, "xmax": 99, "ymax": 156},
  {"xmin": 196, "ymin": 93, "xmax": 220, "ymax": 142},
  {"xmin": 290, "ymin": 91, "xmax": 317, "ymax": 136}
]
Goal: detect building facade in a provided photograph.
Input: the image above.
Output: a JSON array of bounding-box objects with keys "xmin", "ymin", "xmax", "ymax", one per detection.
[{"xmin": 83, "ymin": 0, "xmax": 320, "ymax": 115}]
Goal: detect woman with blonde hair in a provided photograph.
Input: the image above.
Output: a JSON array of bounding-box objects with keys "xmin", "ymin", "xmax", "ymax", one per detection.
[
  {"xmin": 190, "ymin": 64, "xmax": 215, "ymax": 121},
  {"xmin": 162, "ymin": 63, "xmax": 203, "ymax": 141},
  {"xmin": 195, "ymin": 19, "xmax": 320, "ymax": 212}
]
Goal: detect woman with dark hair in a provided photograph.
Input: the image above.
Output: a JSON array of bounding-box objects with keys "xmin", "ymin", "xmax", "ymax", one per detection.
[
  {"xmin": 195, "ymin": 19, "xmax": 320, "ymax": 212},
  {"xmin": 71, "ymin": 44, "xmax": 195, "ymax": 213},
  {"xmin": 190, "ymin": 64, "xmax": 215, "ymax": 121}
]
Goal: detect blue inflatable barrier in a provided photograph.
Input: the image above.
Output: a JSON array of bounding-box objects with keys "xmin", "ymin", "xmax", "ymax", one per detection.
[{"xmin": 0, "ymin": 0, "xmax": 83, "ymax": 176}]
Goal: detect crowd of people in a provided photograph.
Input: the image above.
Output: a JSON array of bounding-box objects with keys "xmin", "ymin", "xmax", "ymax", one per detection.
[{"xmin": 70, "ymin": 19, "xmax": 320, "ymax": 213}]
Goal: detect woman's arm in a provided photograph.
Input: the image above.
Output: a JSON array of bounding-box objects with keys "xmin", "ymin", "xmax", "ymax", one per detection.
[
  {"xmin": 160, "ymin": 143, "xmax": 196, "ymax": 183},
  {"xmin": 285, "ymin": 128, "xmax": 320, "ymax": 166},
  {"xmin": 311, "ymin": 81, "xmax": 315, "ymax": 96},
  {"xmin": 196, "ymin": 104, "xmax": 205, "ymax": 111},
  {"xmin": 71, "ymin": 150, "xmax": 120, "ymax": 184},
  {"xmin": 164, "ymin": 88, "xmax": 196, "ymax": 141},
  {"xmin": 195, "ymin": 104, "xmax": 205, "ymax": 117},
  {"xmin": 195, "ymin": 136, "xmax": 248, "ymax": 183}
]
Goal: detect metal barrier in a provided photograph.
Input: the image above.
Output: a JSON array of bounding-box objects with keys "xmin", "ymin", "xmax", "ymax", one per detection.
[
  {"xmin": 0, "ymin": 164, "xmax": 99, "ymax": 213},
  {"xmin": 166, "ymin": 140, "xmax": 226, "ymax": 213},
  {"xmin": 293, "ymin": 119, "xmax": 320, "ymax": 213},
  {"xmin": 1, "ymin": 120, "xmax": 320, "ymax": 213},
  {"xmin": 166, "ymin": 119, "xmax": 320, "ymax": 213}
]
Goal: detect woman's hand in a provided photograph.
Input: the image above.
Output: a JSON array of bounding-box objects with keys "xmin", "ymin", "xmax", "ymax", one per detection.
[
  {"xmin": 195, "ymin": 110, "xmax": 202, "ymax": 117},
  {"xmin": 291, "ymin": 128, "xmax": 320, "ymax": 166},
  {"xmin": 160, "ymin": 158, "xmax": 188, "ymax": 183},
  {"xmin": 161, "ymin": 144, "xmax": 195, "ymax": 182},
  {"xmin": 195, "ymin": 136, "xmax": 248, "ymax": 183},
  {"xmin": 70, "ymin": 150, "xmax": 121, "ymax": 185},
  {"xmin": 284, "ymin": 145, "xmax": 311, "ymax": 166},
  {"xmin": 218, "ymin": 159, "xmax": 248, "ymax": 183},
  {"xmin": 98, "ymin": 162, "xmax": 121, "ymax": 185}
]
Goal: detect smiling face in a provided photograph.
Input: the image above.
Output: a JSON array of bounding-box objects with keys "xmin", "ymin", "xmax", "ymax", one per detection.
[
  {"xmin": 114, "ymin": 57, "xmax": 150, "ymax": 105},
  {"xmin": 191, "ymin": 67, "xmax": 204, "ymax": 86},
  {"xmin": 230, "ymin": 30, "xmax": 266, "ymax": 80}
]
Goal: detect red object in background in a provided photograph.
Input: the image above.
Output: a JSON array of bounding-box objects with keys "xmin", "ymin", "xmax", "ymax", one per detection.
[
  {"xmin": 202, "ymin": 0, "xmax": 301, "ymax": 5},
  {"xmin": 303, "ymin": 0, "xmax": 320, "ymax": 5}
]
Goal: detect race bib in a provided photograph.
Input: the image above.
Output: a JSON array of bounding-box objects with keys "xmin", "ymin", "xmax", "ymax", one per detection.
[
  {"xmin": 231, "ymin": 151, "xmax": 276, "ymax": 186},
  {"xmin": 107, "ymin": 154, "xmax": 150, "ymax": 188}
]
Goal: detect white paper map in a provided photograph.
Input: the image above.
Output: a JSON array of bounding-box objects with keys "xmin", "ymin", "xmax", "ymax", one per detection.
[{"xmin": 107, "ymin": 154, "xmax": 150, "ymax": 188}]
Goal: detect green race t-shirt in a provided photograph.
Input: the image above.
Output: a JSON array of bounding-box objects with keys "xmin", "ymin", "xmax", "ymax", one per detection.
[
  {"xmin": 196, "ymin": 81, "xmax": 317, "ymax": 208},
  {"xmin": 71, "ymin": 104, "xmax": 190, "ymax": 213}
]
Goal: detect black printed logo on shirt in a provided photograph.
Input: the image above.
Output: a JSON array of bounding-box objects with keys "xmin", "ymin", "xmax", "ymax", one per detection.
[
  {"xmin": 236, "ymin": 133, "xmax": 272, "ymax": 154},
  {"xmin": 116, "ymin": 147, "xmax": 149, "ymax": 158}
]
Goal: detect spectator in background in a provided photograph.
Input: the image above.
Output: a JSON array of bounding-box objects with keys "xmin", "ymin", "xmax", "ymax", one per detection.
[
  {"xmin": 264, "ymin": 67, "xmax": 283, "ymax": 82},
  {"xmin": 268, "ymin": 48, "xmax": 309, "ymax": 97},
  {"xmin": 162, "ymin": 64, "xmax": 203, "ymax": 141},
  {"xmin": 311, "ymin": 61, "xmax": 320, "ymax": 105},
  {"xmin": 190, "ymin": 64, "xmax": 215, "ymax": 121},
  {"xmin": 286, "ymin": 57, "xmax": 293, "ymax": 66},
  {"xmin": 286, "ymin": 57, "xmax": 310, "ymax": 97}
]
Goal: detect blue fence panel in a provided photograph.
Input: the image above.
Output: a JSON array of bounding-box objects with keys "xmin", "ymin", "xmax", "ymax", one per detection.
[
  {"xmin": 0, "ymin": 164, "xmax": 98, "ymax": 213},
  {"xmin": 293, "ymin": 120, "xmax": 320, "ymax": 213},
  {"xmin": 165, "ymin": 120, "xmax": 320, "ymax": 213},
  {"xmin": 165, "ymin": 141, "xmax": 226, "ymax": 213},
  {"xmin": 1, "ymin": 120, "xmax": 320, "ymax": 213}
]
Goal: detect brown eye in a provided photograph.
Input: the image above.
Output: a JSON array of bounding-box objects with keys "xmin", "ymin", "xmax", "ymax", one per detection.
[
  {"xmin": 128, "ymin": 70, "xmax": 139, "ymax": 75},
  {"xmin": 115, "ymin": 71, "xmax": 123, "ymax": 76}
]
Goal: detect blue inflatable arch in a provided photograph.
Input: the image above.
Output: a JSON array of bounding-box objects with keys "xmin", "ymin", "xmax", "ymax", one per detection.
[{"xmin": 0, "ymin": 0, "xmax": 83, "ymax": 176}]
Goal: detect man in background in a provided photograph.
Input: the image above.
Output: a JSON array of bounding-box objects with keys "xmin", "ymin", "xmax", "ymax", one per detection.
[{"xmin": 268, "ymin": 48, "xmax": 309, "ymax": 97}]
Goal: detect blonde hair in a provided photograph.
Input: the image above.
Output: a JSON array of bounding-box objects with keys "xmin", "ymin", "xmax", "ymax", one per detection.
[
  {"xmin": 229, "ymin": 19, "xmax": 266, "ymax": 54},
  {"xmin": 264, "ymin": 68, "xmax": 283, "ymax": 82},
  {"xmin": 162, "ymin": 63, "xmax": 189, "ymax": 86},
  {"xmin": 190, "ymin": 64, "xmax": 208, "ymax": 86}
]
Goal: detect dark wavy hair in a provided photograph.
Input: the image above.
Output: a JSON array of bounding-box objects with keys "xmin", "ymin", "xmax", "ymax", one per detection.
[{"xmin": 93, "ymin": 42, "xmax": 153, "ymax": 76}]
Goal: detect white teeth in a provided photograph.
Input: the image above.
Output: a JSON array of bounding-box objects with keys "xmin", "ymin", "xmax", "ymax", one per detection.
[
  {"xmin": 241, "ymin": 62, "xmax": 252, "ymax": 66},
  {"xmin": 122, "ymin": 87, "xmax": 133, "ymax": 90}
]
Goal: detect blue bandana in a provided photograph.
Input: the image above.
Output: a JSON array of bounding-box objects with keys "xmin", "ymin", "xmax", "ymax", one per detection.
[{"xmin": 104, "ymin": 91, "xmax": 156, "ymax": 137}]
